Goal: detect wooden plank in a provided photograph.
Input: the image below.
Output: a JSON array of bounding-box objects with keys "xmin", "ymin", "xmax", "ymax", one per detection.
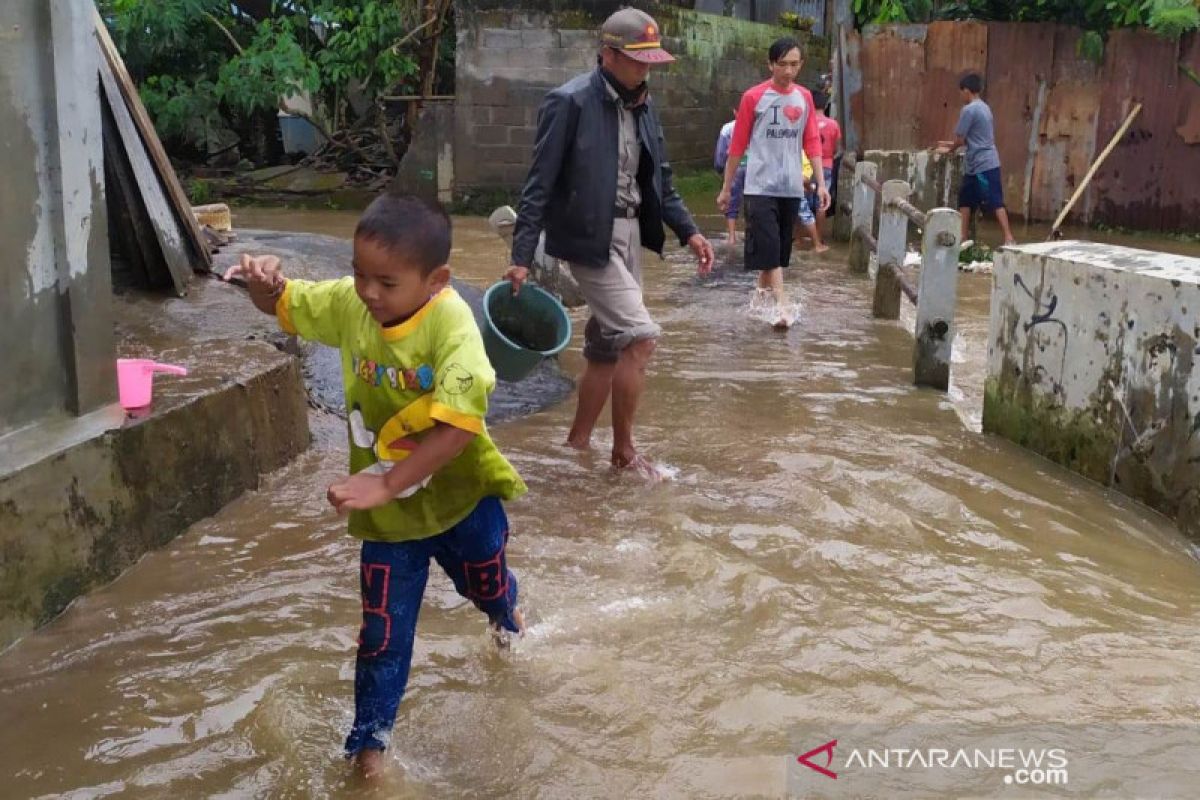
[
  {"xmin": 93, "ymin": 9, "xmax": 211, "ymax": 273},
  {"xmin": 102, "ymin": 98, "xmax": 164, "ymax": 290},
  {"xmin": 98, "ymin": 55, "xmax": 192, "ymax": 296}
]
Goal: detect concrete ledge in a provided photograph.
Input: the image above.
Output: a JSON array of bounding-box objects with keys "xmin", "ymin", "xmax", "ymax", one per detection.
[
  {"xmin": 0, "ymin": 343, "xmax": 309, "ymax": 648},
  {"xmin": 984, "ymin": 241, "xmax": 1200, "ymax": 537}
]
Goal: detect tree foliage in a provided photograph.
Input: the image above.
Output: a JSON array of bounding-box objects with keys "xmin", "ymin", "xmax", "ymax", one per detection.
[
  {"xmin": 854, "ymin": 0, "xmax": 1200, "ymax": 39},
  {"xmin": 97, "ymin": 1, "xmax": 453, "ymax": 163}
]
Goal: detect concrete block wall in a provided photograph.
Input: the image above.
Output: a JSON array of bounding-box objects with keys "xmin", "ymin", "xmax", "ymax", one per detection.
[
  {"xmin": 455, "ymin": 6, "xmax": 829, "ymax": 196},
  {"xmin": 862, "ymin": 149, "xmax": 963, "ymax": 217},
  {"xmin": 984, "ymin": 242, "xmax": 1200, "ymax": 537},
  {"xmin": 832, "ymin": 149, "xmax": 965, "ymax": 242}
]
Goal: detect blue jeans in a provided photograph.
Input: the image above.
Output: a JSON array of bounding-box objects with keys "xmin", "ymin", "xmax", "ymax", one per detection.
[
  {"xmin": 344, "ymin": 496, "xmax": 520, "ymax": 756},
  {"xmin": 726, "ymin": 165, "xmax": 747, "ymax": 220}
]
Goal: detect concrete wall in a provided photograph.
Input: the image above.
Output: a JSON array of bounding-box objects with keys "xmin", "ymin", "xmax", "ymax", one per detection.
[
  {"xmin": 0, "ymin": 0, "xmax": 114, "ymax": 437},
  {"xmin": 694, "ymin": 0, "xmax": 829, "ymax": 34},
  {"xmin": 454, "ymin": 4, "xmax": 828, "ymax": 195},
  {"xmin": 0, "ymin": 346, "xmax": 311, "ymax": 648},
  {"xmin": 832, "ymin": 149, "xmax": 964, "ymax": 241},
  {"xmin": 863, "ymin": 149, "xmax": 963, "ymax": 217},
  {"xmin": 984, "ymin": 242, "xmax": 1200, "ymax": 537}
]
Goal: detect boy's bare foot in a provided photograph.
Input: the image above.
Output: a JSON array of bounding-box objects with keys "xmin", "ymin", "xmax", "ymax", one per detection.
[
  {"xmin": 492, "ymin": 607, "xmax": 525, "ymax": 648},
  {"xmin": 1002, "ymin": 239, "xmax": 1017, "ymax": 247},
  {"xmin": 565, "ymin": 434, "xmax": 591, "ymax": 450},
  {"xmin": 814, "ymin": 243, "xmax": 830, "ymax": 253},
  {"xmin": 354, "ymin": 748, "xmax": 386, "ymax": 780}
]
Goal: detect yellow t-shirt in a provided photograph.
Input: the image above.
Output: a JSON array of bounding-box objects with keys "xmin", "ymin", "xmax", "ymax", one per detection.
[{"xmin": 277, "ymin": 279, "xmax": 527, "ymax": 542}]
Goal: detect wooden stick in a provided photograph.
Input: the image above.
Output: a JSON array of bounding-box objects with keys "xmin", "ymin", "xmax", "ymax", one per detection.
[{"xmin": 1048, "ymin": 102, "xmax": 1142, "ymax": 239}]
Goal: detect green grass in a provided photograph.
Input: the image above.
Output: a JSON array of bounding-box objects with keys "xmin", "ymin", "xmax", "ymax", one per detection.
[{"xmin": 672, "ymin": 167, "xmax": 723, "ymax": 217}]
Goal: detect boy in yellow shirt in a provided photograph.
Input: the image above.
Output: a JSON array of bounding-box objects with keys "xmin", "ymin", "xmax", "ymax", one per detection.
[{"xmin": 225, "ymin": 193, "xmax": 526, "ymax": 778}]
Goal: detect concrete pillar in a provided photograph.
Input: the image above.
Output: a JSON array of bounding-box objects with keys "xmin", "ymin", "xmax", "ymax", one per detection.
[
  {"xmin": 49, "ymin": 0, "xmax": 114, "ymax": 415},
  {"xmin": 0, "ymin": 0, "xmax": 113, "ymax": 438},
  {"xmin": 913, "ymin": 209, "xmax": 960, "ymax": 390},
  {"xmin": 872, "ymin": 179, "xmax": 909, "ymax": 320},
  {"xmin": 832, "ymin": 152, "xmax": 857, "ymax": 242},
  {"xmin": 847, "ymin": 160, "xmax": 877, "ymax": 274}
]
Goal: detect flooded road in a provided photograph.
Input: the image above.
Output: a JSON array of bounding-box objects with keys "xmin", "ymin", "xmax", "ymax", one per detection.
[{"xmin": 2, "ymin": 209, "xmax": 1199, "ymax": 798}]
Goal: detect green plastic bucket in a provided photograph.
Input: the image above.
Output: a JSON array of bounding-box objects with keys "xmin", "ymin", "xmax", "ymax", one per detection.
[{"xmin": 481, "ymin": 281, "xmax": 572, "ymax": 382}]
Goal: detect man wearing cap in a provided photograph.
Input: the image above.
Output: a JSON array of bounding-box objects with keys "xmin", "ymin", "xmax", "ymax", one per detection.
[{"xmin": 505, "ymin": 7, "xmax": 713, "ymax": 477}]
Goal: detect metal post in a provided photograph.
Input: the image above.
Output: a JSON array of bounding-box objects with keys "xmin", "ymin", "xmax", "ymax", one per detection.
[
  {"xmin": 913, "ymin": 208, "xmax": 961, "ymax": 390},
  {"xmin": 872, "ymin": 180, "xmax": 909, "ymax": 320},
  {"xmin": 848, "ymin": 161, "xmax": 877, "ymax": 274}
]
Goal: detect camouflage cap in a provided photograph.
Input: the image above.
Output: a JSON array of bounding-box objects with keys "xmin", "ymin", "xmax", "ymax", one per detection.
[{"xmin": 600, "ymin": 8, "xmax": 674, "ymax": 64}]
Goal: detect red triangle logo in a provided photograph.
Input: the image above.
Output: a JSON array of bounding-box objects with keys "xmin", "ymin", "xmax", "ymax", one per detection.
[{"xmin": 797, "ymin": 739, "xmax": 838, "ymax": 779}]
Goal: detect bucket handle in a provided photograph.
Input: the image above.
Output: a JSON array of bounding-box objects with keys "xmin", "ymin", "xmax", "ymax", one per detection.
[{"xmin": 149, "ymin": 362, "xmax": 188, "ymax": 377}]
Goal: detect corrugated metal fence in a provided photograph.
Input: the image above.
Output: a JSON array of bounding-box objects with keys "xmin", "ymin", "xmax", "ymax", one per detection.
[{"xmin": 845, "ymin": 22, "xmax": 1199, "ymax": 230}]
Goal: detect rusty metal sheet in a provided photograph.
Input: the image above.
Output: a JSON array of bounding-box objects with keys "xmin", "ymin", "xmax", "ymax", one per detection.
[
  {"xmin": 838, "ymin": 25, "xmax": 865, "ymax": 154},
  {"xmin": 1029, "ymin": 26, "xmax": 1101, "ymax": 223},
  {"xmin": 1091, "ymin": 29, "xmax": 1181, "ymax": 230},
  {"xmin": 859, "ymin": 25, "xmax": 926, "ymax": 150},
  {"xmin": 918, "ymin": 21, "xmax": 988, "ymax": 149},
  {"xmin": 1177, "ymin": 33, "xmax": 1200, "ymax": 145},
  {"xmin": 1163, "ymin": 32, "xmax": 1200, "ymax": 230},
  {"xmin": 985, "ymin": 22, "xmax": 1055, "ymax": 221}
]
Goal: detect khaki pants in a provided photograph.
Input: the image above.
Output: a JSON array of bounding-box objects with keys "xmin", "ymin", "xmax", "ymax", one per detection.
[{"xmin": 568, "ymin": 218, "xmax": 661, "ymax": 364}]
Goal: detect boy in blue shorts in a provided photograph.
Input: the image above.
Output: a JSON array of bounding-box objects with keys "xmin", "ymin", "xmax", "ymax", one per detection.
[
  {"xmin": 795, "ymin": 149, "xmax": 828, "ymax": 253},
  {"xmin": 225, "ymin": 193, "xmax": 527, "ymax": 778},
  {"xmin": 937, "ymin": 72, "xmax": 1017, "ymax": 246}
]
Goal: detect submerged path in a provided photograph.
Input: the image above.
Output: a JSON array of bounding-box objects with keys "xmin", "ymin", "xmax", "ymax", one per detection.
[{"xmin": 2, "ymin": 214, "xmax": 1198, "ymax": 798}]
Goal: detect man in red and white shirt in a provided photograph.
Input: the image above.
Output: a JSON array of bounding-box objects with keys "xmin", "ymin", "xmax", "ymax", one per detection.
[{"xmin": 717, "ymin": 38, "xmax": 829, "ymax": 329}]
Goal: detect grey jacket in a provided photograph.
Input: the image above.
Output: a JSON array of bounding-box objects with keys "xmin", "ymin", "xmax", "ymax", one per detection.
[{"xmin": 512, "ymin": 68, "xmax": 700, "ymax": 270}]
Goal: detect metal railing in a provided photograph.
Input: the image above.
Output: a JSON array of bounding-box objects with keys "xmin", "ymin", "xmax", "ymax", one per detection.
[{"xmin": 847, "ymin": 161, "xmax": 963, "ymax": 391}]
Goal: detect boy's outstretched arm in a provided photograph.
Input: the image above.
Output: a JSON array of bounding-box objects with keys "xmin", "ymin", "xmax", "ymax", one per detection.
[
  {"xmin": 223, "ymin": 254, "xmax": 287, "ymax": 315},
  {"xmin": 327, "ymin": 423, "xmax": 475, "ymax": 513}
]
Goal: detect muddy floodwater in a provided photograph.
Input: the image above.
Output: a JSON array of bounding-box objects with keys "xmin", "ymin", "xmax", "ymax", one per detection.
[{"xmin": 2, "ymin": 209, "xmax": 1199, "ymax": 798}]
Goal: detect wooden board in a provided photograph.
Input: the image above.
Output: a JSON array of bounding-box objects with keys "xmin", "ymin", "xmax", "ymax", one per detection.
[
  {"xmin": 93, "ymin": 9, "xmax": 211, "ymax": 274},
  {"xmin": 99, "ymin": 54, "xmax": 192, "ymax": 296},
  {"xmin": 102, "ymin": 97, "xmax": 167, "ymax": 291}
]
